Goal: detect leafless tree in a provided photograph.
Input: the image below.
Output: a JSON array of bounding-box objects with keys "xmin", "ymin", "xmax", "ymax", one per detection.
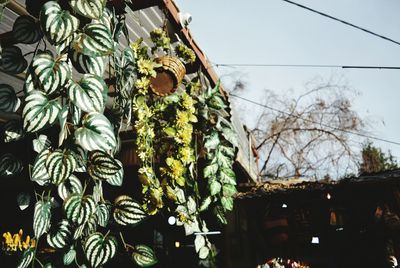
[{"xmin": 252, "ymin": 76, "xmax": 366, "ymax": 179}]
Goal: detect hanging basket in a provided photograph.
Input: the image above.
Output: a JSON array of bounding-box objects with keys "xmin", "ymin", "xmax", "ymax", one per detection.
[{"xmin": 150, "ymin": 56, "xmax": 186, "ymax": 96}]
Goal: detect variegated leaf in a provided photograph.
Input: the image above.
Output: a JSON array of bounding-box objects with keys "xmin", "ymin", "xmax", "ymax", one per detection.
[
  {"xmin": 87, "ymin": 150, "xmax": 120, "ymax": 181},
  {"xmin": 70, "ymin": 0, "xmax": 106, "ymax": 19},
  {"xmin": 22, "ymin": 91, "xmax": 62, "ymax": 133},
  {"xmin": 31, "ymin": 52, "xmax": 71, "ymax": 95},
  {"xmin": 32, "ymin": 134, "xmax": 51, "ymax": 153},
  {"xmin": 131, "ymin": 244, "xmax": 158, "ymax": 267},
  {"xmin": 63, "ymin": 248, "xmax": 76, "ymax": 266},
  {"xmin": 13, "ymin": 15, "xmax": 43, "ymax": 44},
  {"xmin": 75, "ymin": 112, "xmax": 116, "ymax": 152},
  {"xmin": 58, "ymin": 105, "xmax": 69, "ymax": 146},
  {"xmin": 46, "ymin": 149, "xmax": 77, "ymax": 185},
  {"xmin": 68, "ymin": 74, "xmax": 107, "ymax": 113},
  {"xmin": 96, "ymin": 202, "xmax": 111, "ymax": 228},
  {"xmin": 0, "ymin": 153, "xmax": 23, "ymax": 177},
  {"xmin": 57, "ymin": 174, "xmax": 83, "ymax": 200},
  {"xmin": 33, "ymin": 200, "xmax": 52, "ymax": 238},
  {"xmin": 64, "ymin": 194, "xmax": 96, "ymax": 225},
  {"xmin": 0, "ymin": 46, "xmax": 27, "ymax": 74},
  {"xmin": 0, "ymin": 84, "xmax": 20, "ymax": 113},
  {"xmin": 106, "ymin": 159, "xmax": 124, "ymax": 186},
  {"xmin": 31, "ymin": 148, "xmax": 51, "ymax": 185},
  {"xmin": 70, "ymin": 50, "xmax": 104, "ymax": 76},
  {"xmin": 17, "ymin": 248, "xmax": 35, "ymax": 268},
  {"xmin": 40, "ymin": 1, "xmax": 79, "ymax": 45},
  {"xmin": 47, "ymin": 219, "xmax": 71, "ymax": 249},
  {"xmin": 72, "ymin": 23, "xmax": 114, "ymax": 57},
  {"xmin": 3, "ymin": 120, "xmax": 24, "ymax": 143},
  {"xmin": 113, "ymin": 195, "xmax": 146, "ymax": 226},
  {"xmin": 84, "ymin": 232, "xmax": 117, "ymax": 268}
]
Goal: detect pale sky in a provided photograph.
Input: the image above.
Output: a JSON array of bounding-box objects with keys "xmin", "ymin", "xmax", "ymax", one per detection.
[{"xmin": 175, "ymin": 0, "xmax": 400, "ymax": 159}]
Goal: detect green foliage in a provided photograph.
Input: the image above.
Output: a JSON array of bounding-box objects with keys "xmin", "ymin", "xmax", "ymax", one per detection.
[
  {"xmin": 33, "ymin": 200, "xmax": 52, "ymax": 238},
  {"xmin": 13, "ymin": 15, "xmax": 42, "ymax": 44},
  {"xmin": 113, "ymin": 195, "xmax": 147, "ymax": 226},
  {"xmin": 360, "ymin": 142, "xmax": 399, "ymax": 174},
  {"xmin": 83, "ymin": 232, "xmax": 117, "ymax": 268},
  {"xmin": 131, "ymin": 244, "xmax": 158, "ymax": 267},
  {"xmin": 0, "ymin": 84, "xmax": 20, "ymax": 113},
  {"xmin": 0, "ymin": 153, "xmax": 23, "ymax": 177},
  {"xmin": 0, "ymin": 46, "xmax": 28, "ymax": 74}
]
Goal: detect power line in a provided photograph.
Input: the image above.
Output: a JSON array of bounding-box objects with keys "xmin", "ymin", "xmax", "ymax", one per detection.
[
  {"xmin": 281, "ymin": 0, "xmax": 400, "ymax": 47},
  {"xmin": 230, "ymin": 93, "xmax": 400, "ymax": 146},
  {"xmin": 215, "ymin": 63, "xmax": 400, "ymax": 69}
]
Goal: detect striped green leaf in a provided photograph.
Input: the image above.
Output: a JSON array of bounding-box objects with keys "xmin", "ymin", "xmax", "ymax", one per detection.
[
  {"xmin": 40, "ymin": 1, "xmax": 79, "ymax": 45},
  {"xmin": 31, "ymin": 148, "xmax": 51, "ymax": 185},
  {"xmin": 88, "ymin": 150, "xmax": 120, "ymax": 181},
  {"xmin": 96, "ymin": 202, "xmax": 111, "ymax": 227},
  {"xmin": 24, "ymin": 73, "xmax": 36, "ymax": 95},
  {"xmin": 70, "ymin": 0, "xmax": 106, "ymax": 19},
  {"xmin": 0, "ymin": 153, "xmax": 23, "ymax": 177},
  {"xmin": 3, "ymin": 120, "xmax": 24, "ymax": 143},
  {"xmin": 32, "ymin": 134, "xmax": 51, "ymax": 153},
  {"xmin": 75, "ymin": 112, "xmax": 116, "ymax": 152},
  {"xmin": 0, "ymin": 46, "xmax": 27, "ymax": 74},
  {"xmin": 22, "ymin": 91, "xmax": 62, "ymax": 133},
  {"xmin": 33, "ymin": 200, "xmax": 52, "ymax": 238},
  {"xmin": 47, "ymin": 219, "xmax": 71, "ymax": 249},
  {"xmin": 63, "ymin": 248, "xmax": 76, "ymax": 266},
  {"xmin": 13, "ymin": 15, "xmax": 43, "ymax": 44},
  {"xmin": 68, "ymin": 74, "xmax": 107, "ymax": 113},
  {"xmin": 71, "ymin": 50, "xmax": 104, "ymax": 76},
  {"xmin": 64, "ymin": 194, "xmax": 96, "ymax": 225},
  {"xmin": 107, "ymin": 159, "xmax": 124, "ymax": 186},
  {"xmin": 131, "ymin": 245, "xmax": 158, "ymax": 267},
  {"xmin": 71, "ymin": 103, "xmax": 82, "ymax": 125},
  {"xmin": 113, "ymin": 195, "xmax": 146, "ymax": 226},
  {"xmin": 58, "ymin": 174, "xmax": 83, "ymax": 200},
  {"xmin": 31, "ymin": 52, "xmax": 71, "ymax": 95},
  {"xmin": 82, "ymin": 213, "xmax": 98, "ymax": 237},
  {"xmin": 46, "ymin": 149, "xmax": 77, "ymax": 185},
  {"xmin": 84, "ymin": 232, "xmax": 117, "ymax": 268},
  {"xmin": 17, "ymin": 248, "xmax": 35, "ymax": 268},
  {"xmin": 72, "ymin": 23, "xmax": 114, "ymax": 57},
  {"xmin": 0, "ymin": 84, "xmax": 20, "ymax": 113},
  {"xmin": 58, "ymin": 105, "xmax": 69, "ymax": 146}
]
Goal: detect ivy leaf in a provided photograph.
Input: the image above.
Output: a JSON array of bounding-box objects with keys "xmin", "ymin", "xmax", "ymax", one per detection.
[
  {"xmin": 40, "ymin": 1, "xmax": 79, "ymax": 45},
  {"xmin": 13, "ymin": 15, "xmax": 43, "ymax": 44},
  {"xmin": 17, "ymin": 248, "xmax": 35, "ymax": 268},
  {"xmin": 0, "ymin": 153, "xmax": 23, "ymax": 177},
  {"xmin": 221, "ymin": 196, "xmax": 234, "ymax": 211},
  {"xmin": 204, "ymin": 131, "xmax": 220, "ymax": 151},
  {"xmin": 87, "ymin": 150, "xmax": 121, "ymax": 181},
  {"xmin": 68, "ymin": 74, "xmax": 108, "ymax": 113},
  {"xmin": 199, "ymin": 196, "xmax": 212, "ymax": 212},
  {"xmin": 163, "ymin": 127, "xmax": 176, "ymax": 137},
  {"xmin": 84, "ymin": 232, "xmax": 117, "ymax": 268},
  {"xmin": 63, "ymin": 194, "xmax": 96, "ymax": 225},
  {"xmin": 199, "ymin": 247, "xmax": 210, "ymax": 260},
  {"xmin": 195, "ymin": 235, "xmax": 206, "ymax": 253},
  {"xmin": 208, "ymin": 95, "xmax": 227, "ymax": 110},
  {"xmin": 209, "ymin": 180, "xmax": 221, "ymax": 196},
  {"xmin": 46, "ymin": 149, "xmax": 77, "ymax": 185},
  {"xmin": 214, "ymin": 206, "xmax": 227, "ymax": 224},
  {"xmin": 113, "ymin": 195, "xmax": 147, "ymax": 226},
  {"xmin": 47, "ymin": 219, "xmax": 71, "ymax": 249},
  {"xmin": 131, "ymin": 245, "xmax": 158, "ymax": 267},
  {"xmin": 204, "ymin": 163, "xmax": 218, "ymax": 178},
  {"xmin": 219, "ymin": 145, "xmax": 235, "ymax": 158},
  {"xmin": 31, "ymin": 52, "xmax": 71, "ymax": 95},
  {"xmin": 0, "ymin": 46, "xmax": 27, "ymax": 74},
  {"xmin": 32, "ymin": 134, "xmax": 51, "ymax": 153},
  {"xmin": 75, "ymin": 112, "xmax": 116, "ymax": 152},
  {"xmin": 187, "ymin": 197, "xmax": 197, "ymax": 215},
  {"xmin": 223, "ymin": 184, "xmax": 237, "ymax": 197},
  {"xmin": 219, "ymin": 168, "xmax": 237, "ymax": 185},
  {"xmin": 222, "ymin": 127, "xmax": 238, "ymax": 147},
  {"xmin": 33, "ymin": 200, "xmax": 52, "ymax": 238},
  {"xmin": 22, "ymin": 91, "xmax": 62, "ymax": 133},
  {"xmin": 70, "ymin": 0, "xmax": 106, "ymax": 19},
  {"xmin": 0, "ymin": 84, "xmax": 20, "ymax": 113},
  {"xmin": 72, "ymin": 23, "xmax": 114, "ymax": 57},
  {"xmin": 216, "ymin": 150, "xmax": 232, "ymax": 169}
]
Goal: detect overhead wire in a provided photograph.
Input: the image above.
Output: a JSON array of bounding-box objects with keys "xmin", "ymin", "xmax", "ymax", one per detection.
[
  {"xmin": 280, "ymin": 0, "xmax": 400, "ymax": 47},
  {"xmin": 214, "ymin": 63, "xmax": 400, "ymax": 70},
  {"xmin": 230, "ymin": 93, "xmax": 400, "ymax": 146}
]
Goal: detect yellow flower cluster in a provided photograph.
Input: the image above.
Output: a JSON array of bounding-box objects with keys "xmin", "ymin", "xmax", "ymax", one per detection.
[
  {"xmin": 2, "ymin": 229, "xmax": 36, "ymax": 252},
  {"xmin": 137, "ymin": 58, "xmax": 159, "ymax": 78}
]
